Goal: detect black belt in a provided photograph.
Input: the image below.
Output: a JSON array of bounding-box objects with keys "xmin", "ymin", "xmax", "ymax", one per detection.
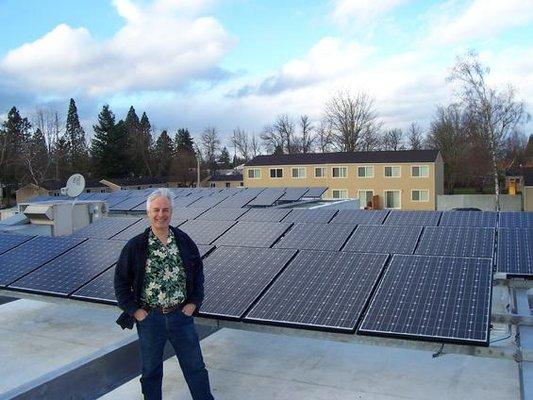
[{"xmin": 143, "ymin": 304, "xmax": 181, "ymax": 314}]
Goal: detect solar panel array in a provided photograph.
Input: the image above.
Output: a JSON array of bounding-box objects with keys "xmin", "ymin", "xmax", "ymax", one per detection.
[
  {"xmin": 72, "ymin": 217, "xmax": 141, "ymax": 239},
  {"xmin": 359, "ymin": 255, "xmax": 492, "ymax": 345},
  {"xmin": 237, "ymin": 208, "xmax": 292, "ymax": 223},
  {"xmin": 439, "ymin": 211, "xmax": 497, "ymax": 227},
  {"xmin": 496, "ymin": 228, "xmax": 533, "ymax": 276},
  {"xmin": 279, "ymin": 188, "xmax": 309, "ymax": 202},
  {"xmin": 179, "ymin": 220, "xmax": 236, "ymax": 245},
  {"xmin": 245, "ymin": 251, "xmax": 388, "ymax": 332},
  {"xmin": 10, "ymin": 239, "xmax": 126, "ymax": 296},
  {"xmin": 196, "ymin": 208, "xmax": 249, "ymax": 222},
  {"xmin": 247, "ymin": 188, "xmax": 285, "ymax": 207},
  {"xmin": 384, "ymin": 211, "xmax": 441, "ymax": 226},
  {"xmin": 200, "ymin": 246, "xmax": 297, "ymax": 318},
  {"xmin": 416, "ymin": 227, "xmax": 495, "ymax": 258},
  {"xmin": 109, "ymin": 196, "xmax": 146, "ymax": 212},
  {"xmin": 499, "ymin": 212, "xmax": 533, "ymax": 228},
  {"xmin": 329, "ymin": 210, "xmax": 389, "ymax": 226},
  {"xmin": 343, "ymin": 225, "xmax": 422, "ymax": 255},
  {"xmin": 0, "ymin": 234, "xmax": 33, "ymax": 255},
  {"xmin": 215, "ymin": 221, "xmax": 291, "ymax": 248},
  {"xmin": 303, "ymin": 187, "xmax": 327, "ymax": 198},
  {"xmin": 281, "ymin": 209, "xmax": 337, "ymax": 224},
  {"xmin": 0, "ymin": 236, "xmax": 85, "ymax": 287},
  {"xmin": 274, "ymin": 223, "xmax": 355, "ymax": 251}
]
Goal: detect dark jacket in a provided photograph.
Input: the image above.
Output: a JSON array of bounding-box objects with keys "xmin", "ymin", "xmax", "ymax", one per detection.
[{"xmin": 114, "ymin": 226, "xmax": 204, "ymax": 329}]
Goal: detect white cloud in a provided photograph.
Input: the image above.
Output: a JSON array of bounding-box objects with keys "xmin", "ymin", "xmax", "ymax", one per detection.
[
  {"xmin": 331, "ymin": 0, "xmax": 409, "ymax": 25},
  {"xmin": 0, "ymin": 0, "xmax": 234, "ymax": 96},
  {"xmin": 426, "ymin": 0, "xmax": 533, "ymax": 46}
]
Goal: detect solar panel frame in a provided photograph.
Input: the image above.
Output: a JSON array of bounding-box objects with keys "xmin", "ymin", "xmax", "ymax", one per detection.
[
  {"xmin": 439, "ymin": 211, "xmax": 497, "ymax": 227},
  {"xmin": 0, "ymin": 234, "xmax": 34, "ymax": 255},
  {"xmin": 281, "ymin": 209, "xmax": 338, "ymax": 224},
  {"xmin": 179, "ymin": 220, "xmax": 236, "ymax": 245},
  {"xmin": 342, "ymin": 225, "xmax": 422, "ymax": 255},
  {"xmin": 384, "ymin": 211, "xmax": 442, "ymax": 227},
  {"xmin": 0, "ymin": 236, "xmax": 86, "ymax": 287},
  {"xmin": 9, "ymin": 239, "xmax": 126, "ymax": 296},
  {"xmin": 496, "ymin": 228, "xmax": 533, "ymax": 276},
  {"xmin": 71, "ymin": 217, "xmax": 141, "ymax": 239},
  {"xmin": 415, "ymin": 227, "xmax": 495, "ymax": 259},
  {"xmin": 274, "ymin": 223, "xmax": 356, "ymax": 251},
  {"xmin": 358, "ymin": 254, "xmax": 492, "ymax": 346},
  {"xmin": 199, "ymin": 246, "xmax": 297, "ymax": 319},
  {"xmin": 329, "ymin": 210, "xmax": 389, "ymax": 226},
  {"xmin": 245, "ymin": 250, "xmax": 389, "ymax": 332},
  {"xmin": 215, "ymin": 221, "xmax": 292, "ymax": 248}
]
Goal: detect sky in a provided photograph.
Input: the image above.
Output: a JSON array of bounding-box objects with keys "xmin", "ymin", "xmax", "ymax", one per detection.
[{"xmin": 0, "ymin": 0, "xmax": 532, "ymax": 144}]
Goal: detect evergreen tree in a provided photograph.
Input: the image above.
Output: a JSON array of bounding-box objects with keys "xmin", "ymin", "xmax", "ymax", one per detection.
[
  {"xmin": 0, "ymin": 107, "xmax": 32, "ymax": 184},
  {"xmin": 125, "ymin": 106, "xmax": 142, "ymax": 176},
  {"xmin": 65, "ymin": 98, "xmax": 89, "ymax": 174},
  {"xmin": 91, "ymin": 105, "xmax": 128, "ymax": 178},
  {"xmin": 154, "ymin": 130, "xmax": 173, "ymax": 177},
  {"xmin": 139, "ymin": 112, "xmax": 153, "ymax": 177},
  {"xmin": 174, "ymin": 128, "xmax": 195, "ymax": 154},
  {"xmin": 219, "ymin": 147, "xmax": 231, "ymax": 168},
  {"xmin": 25, "ymin": 128, "xmax": 50, "ymax": 184},
  {"xmin": 52, "ymin": 136, "xmax": 70, "ymax": 182}
]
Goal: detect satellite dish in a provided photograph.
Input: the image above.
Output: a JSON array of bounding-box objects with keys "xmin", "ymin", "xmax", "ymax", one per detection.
[{"xmin": 65, "ymin": 174, "xmax": 86, "ymax": 198}]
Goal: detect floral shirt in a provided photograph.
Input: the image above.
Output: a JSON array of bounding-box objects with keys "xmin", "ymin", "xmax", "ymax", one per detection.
[{"xmin": 141, "ymin": 229, "xmax": 187, "ymax": 307}]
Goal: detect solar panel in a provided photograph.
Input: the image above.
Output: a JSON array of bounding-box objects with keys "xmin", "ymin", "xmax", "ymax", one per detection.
[
  {"xmin": 247, "ymin": 188, "xmax": 285, "ymax": 206},
  {"xmin": 179, "ymin": 220, "xmax": 236, "ymax": 245},
  {"xmin": 499, "ymin": 212, "xmax": 533, "ymax": 228},
  {"xmin": 170, "ymin": 207, "xmax": 209, "ymax": 221},
  {"xmin": 195, "ymin": 208, "xmax": 249, "ymax": 222},
  {"xmin": 109, "ymin": 196, "xmax": 146, "ymax": 212},
  {"xmin": 200, "ymin": 246, "xmax": 297, "ymax": 318},
  {"xmin": 71, "ymin": 217, "xmax": 141, "ymax": 239},
  {"xmin": 274, "ymin": 223, "xmax": 355, "ymax": 251},
  {"xmin": 329, "ymin": 210, "xmax": 389, "ymax": 226},
  {"xmin": 237, "ymin": 208, "xmax": 292, "ymax": 223},
  {"xmin": 359, "ymin": 254, "xmax": 492, "ymax": 346},
  {"xmin": 10, "ymin": 239, "xmax": 126, "ymax": 296},
  {"xmin": 281, "ymin": 209, "xmax": 337, "ymax": 224},
  {"xmin": 191, "ymin": 193, "xmax": 232, "ymax": 209},
  {"xmin": 278, "ymin": 188, "xmax": 309, "ymax": 202},
  {"xmin": 384, "ymin": 211, "xmax": 442, "ymax": 226},
  {"xmin": 110, "ymin": 219, "xmax": 150, "ymax": 241},
  {"xmin": 71, "ymin": 243, "xmax": 215, "ymax": 304},
  {"xmin": 196, "ymin": 244, "xmax": 215, "ymax": 258},
  {"xmin": 415, "ymin": 227, "xmax": 495, "ymax": 258},
  {"xmin": 0, "ymin": 234, "xmax": 33, "ymax": 255},
  {"xmin": 106, "ymin": 196, "xmax": 131, "ymax": 208},
  {"xmin": 303, "ymin": 187, "xmax": 327, "ymax": 198},
  {"xmin": 215, "ymin": 221, "xmax": 291, "ymax": 248},
  {"xmin": 0, "ymin": 236, "xmax": 86, "ymax": 287},
  {"xmin": 342, "ymin": 225, "xmax": 422, "ymax": 254},
  {"xmin": 245, "ymin": 251, "xmax": 388, "ymax": 332},
  {"xmin": 496, "ymin": 228, "xmax": 533, "ymax": 276},
  {"xmin": 171, "ymin": 195, "xmax": 204, "ymax": 208},
  {"xmin": 213, "ymin": 193, "xmax": 256, "ymax": 209},
  {"xmin": 439, "ymin": 211, "xmax": 497, "ymax": 227}
]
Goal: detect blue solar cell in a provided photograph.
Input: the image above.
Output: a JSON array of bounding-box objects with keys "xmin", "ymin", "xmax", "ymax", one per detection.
[
  {"xmin": 439, "ymin": 211, "xmax": 497, "ymax": 227},
  {"xmin": 359, "ymin": 254, "xmax": 492, "ymax": 346},
  {"xmin": 496, "ymin": 228, "xmax": 533, "ymax": 276},
  {"xmin": 245, "ymin": 251, "xmax": 388, "ymax": 332},
  {"xmin": 416, "ymin": 227, "xmax": 495, "ymax": 258},
  {"xmin": 0, "ymin": 236, "xmax": 85, "ymax": 287},
  {"xmin": 343, "ymin": 225, "xmax": 422, "ymax": 254},
  {"xmin": 499, "ymin": 212, "xmax": 533, "ymax": 228},
  {"xmin": 0, "ymin": 234, "xmax": 33, "ymax": 255}
]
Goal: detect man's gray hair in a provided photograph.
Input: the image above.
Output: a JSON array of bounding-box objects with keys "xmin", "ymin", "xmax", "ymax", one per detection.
[{"xmin": 146, "ymin": 188, "xmax": 173, "ymax": 211}]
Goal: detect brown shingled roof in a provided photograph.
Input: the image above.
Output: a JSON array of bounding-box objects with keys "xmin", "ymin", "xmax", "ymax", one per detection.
[{"xmin": 245, "ymin": 150, "xmax": 440, "ymax": 166}]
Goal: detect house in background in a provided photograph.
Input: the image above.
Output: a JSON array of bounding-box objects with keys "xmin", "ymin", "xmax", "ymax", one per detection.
[
  {"xmin": 206, "ymin": 168, "xmax": 244, "ymax": 188},
  {"xmin": 16, "ymin": 179, "xmax": 109, "ymax": 203},
  {"xmin": 244, "ymin": 150, "xmax": 444, "ymax": 210},
  {"xmin": 100, "ymin": 177, "xmax": 168, "ymax": 192}
]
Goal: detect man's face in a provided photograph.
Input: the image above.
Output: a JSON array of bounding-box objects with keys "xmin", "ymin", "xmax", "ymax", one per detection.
[{"xmin": 147, "ymin": 196, "xmax": 172, "ymax": 231}]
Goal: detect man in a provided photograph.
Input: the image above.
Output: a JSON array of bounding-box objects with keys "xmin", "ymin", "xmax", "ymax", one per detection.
[{"xmin": 114, "ymin": 188, "xmax": 214, "ymax": 400}]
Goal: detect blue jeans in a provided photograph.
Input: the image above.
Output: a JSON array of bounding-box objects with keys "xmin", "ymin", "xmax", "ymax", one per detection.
[{"xmin": 136, "ymin": 309, "xmax": 214, "ymax": 400}]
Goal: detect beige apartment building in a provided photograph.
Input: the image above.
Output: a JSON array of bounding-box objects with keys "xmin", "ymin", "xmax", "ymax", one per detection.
[{"xmin": 243, "ymin": 150, "xmax": 444, "ymax": 210}]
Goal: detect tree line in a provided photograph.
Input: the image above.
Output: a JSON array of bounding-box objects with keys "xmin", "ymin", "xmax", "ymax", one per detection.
[{"xmin": 0, "ymin": 51, "xmax": 530, "ymax": 207}]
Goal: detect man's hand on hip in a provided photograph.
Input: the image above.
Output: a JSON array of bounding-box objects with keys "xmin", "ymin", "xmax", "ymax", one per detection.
[
  {"xmin": 134, "ymin": 308, "xmax": 149, "ymax": 321},
  {"xmin": 182, "ymin": 303, "xmax": 196, "ymax": 316}
]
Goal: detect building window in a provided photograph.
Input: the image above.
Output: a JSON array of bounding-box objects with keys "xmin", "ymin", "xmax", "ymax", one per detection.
[
  {"xmin": 270, "ymin": 168, "xmax": 283, "ymax": 178},
  {"xmin": 225, "ymin": 182, "xmax": 231, "ymax": 188},
  {"xmin": 384, "ymin": 190, "xmax": 401, "ymax": 209},
  {"xmin": 292, "ymin": 167, "xmax": 306, "ymax": 179},
  {"xmin": 315, "ymin": 167, "xmax": 326, "ymax": 178},
  {"xmin": 411, "ymin": 189, "xmax": 429, "ymax": 202},
  {"xmin": 239, "ymin": 182, "xmax": 244, "ymax": 187},
  {"xmin": 411, "ymin": 165, "xmax": 429, "ymax": 178},
  {"xmin": 358, "ymin": 190, "xmax": 374, "ymax": 209},
  {"xmin": 248, "ymin": 169, "xmax": 261, "ymax": 179},
  {"xmin": 357, "ymin": 166, "xmax": 374, "ymax": 178},
  {"xmin": 210, "ymin": 182, "xmax": 216, "ymax": 188},
  {"xmin": 332, "ymin": 189, "xmax": 348, "ymax": 199},
  {"xmin": 332, "ymin": 166, "xmax": 347, "ymax": 178},
  {"xmin": 384, "ymin": 166, "xmax": 401, "ymax": 178}
]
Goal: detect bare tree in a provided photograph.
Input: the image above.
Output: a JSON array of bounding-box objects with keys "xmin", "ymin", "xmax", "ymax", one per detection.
[
  {"xmin": 260, "ymin": 124, "xmax": 285, "ymax": 154},
  {"xmin": 382, "ymin": 129, "xmax": 405, "ymax": 151},
  {"xmin": 407, "ymin": 122, "xmax": 424, "ymax": 150},
  {"xmin": 315, "ymin": 120, "xmax": 334, "ymax": 153},
  {"xmin": 448, "ymin": 50, "xmax": 529, "ymax": 209},
  {"xmin": 250, "ymin": 134, "xmax": 261, "ymax": 158},
  {"xmin": 324, "ymin": 91, "xmax": 382, "ymax": 151},
  {"xmin": 201, "ymin": 126, "xmax": 220, "ymax": 170},
  {"xmin": 299, "ymin": 115, "xmax": 315, "ymax": 153},
  {"xmin": 231, "ymin": 127, "xmax": 251, "ymax": 161}
]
